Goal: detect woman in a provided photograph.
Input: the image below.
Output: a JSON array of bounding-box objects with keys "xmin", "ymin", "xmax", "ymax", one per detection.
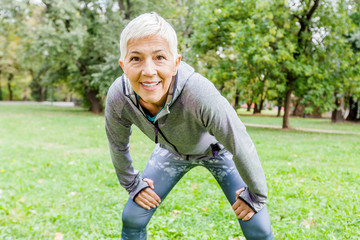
[{"xmin": 105, "ymin": 12, "xmax": 273, "ymax": 240}]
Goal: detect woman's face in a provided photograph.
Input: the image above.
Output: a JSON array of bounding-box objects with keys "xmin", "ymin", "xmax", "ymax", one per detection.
[{"xmin": 120, "ymin": 35, "xmax": 181, "ymax": 108}]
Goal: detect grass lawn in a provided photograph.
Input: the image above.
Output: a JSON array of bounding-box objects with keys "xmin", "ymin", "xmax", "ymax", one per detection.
[
  {"xmin": 237, "ymin": 108, "xmax": 360, "ymax": 134},
  {"xmin": 0, "ymin": 104, "xmax": 359, "ymax": 239}
]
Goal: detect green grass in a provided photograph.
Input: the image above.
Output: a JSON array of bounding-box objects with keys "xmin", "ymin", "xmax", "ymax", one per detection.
[
  {"xmin": 237, "ymin": 108, "xmax": 281, "ymax": 116},
  {"xmin": 237, "ymin": 110, "xmax": 360, "ymax": 133},
  {"xmin": 1, "ymin": 104, "xmax": 360, "ymax": 239}
]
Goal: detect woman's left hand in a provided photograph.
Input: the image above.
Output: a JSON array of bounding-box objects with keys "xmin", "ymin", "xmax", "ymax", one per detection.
[{"xmin": 232, "ymin": 188, "xmax": 255, "ymax": 221}]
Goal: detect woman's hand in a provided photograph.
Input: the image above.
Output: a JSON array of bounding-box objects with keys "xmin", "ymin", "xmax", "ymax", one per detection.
[
  {"xmin": 134, "ymin": 178, "xmax": 161, "ymax": 210},
  {"xmin": 232, "ymin": 188, "xmax": 255, "ymax": 221}
]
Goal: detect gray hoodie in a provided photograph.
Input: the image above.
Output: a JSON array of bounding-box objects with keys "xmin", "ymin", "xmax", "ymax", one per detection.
[{"xmin": 105, "ymin": 61, "xmax": 268, "ymax": 212}]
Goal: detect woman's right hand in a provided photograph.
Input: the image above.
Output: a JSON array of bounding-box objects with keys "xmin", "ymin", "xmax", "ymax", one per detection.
[{"xmin": 134, "ymin": 178, "xmax": 161, "ymax": 210}]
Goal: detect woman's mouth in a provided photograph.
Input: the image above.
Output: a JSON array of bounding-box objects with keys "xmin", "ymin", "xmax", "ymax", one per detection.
[{"xmin": 141, "ymin": 82, "xmax": 161, "ymax": 87}]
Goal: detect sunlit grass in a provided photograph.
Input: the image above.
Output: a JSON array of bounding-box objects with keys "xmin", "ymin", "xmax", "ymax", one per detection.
[
  {"xmin": 1, "ymin": 105, "xmax": 359, "ymax": 239},
  {"xmin": 237, "ymin": 108, "xmax": 360, "ymax": 133}
]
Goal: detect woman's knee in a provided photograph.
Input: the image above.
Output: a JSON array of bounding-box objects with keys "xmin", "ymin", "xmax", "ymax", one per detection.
[
  {"xmin": 240, "ymin": 207, "xmax": 273, "ymax": 240},
  {"xmin": 122, "ymin": 200, "xmax": 153, "ymax": 229},
  {"xmin": 245, "ymin": 223, "xmax": 273, "ymax": 240}
]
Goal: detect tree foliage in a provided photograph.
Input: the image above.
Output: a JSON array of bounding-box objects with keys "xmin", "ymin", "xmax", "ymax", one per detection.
[
  {"xmin": 0, "ymin": 0, "xmax": 29, "ymax": 100},
  {"xmin": 190, "ymin": 0, "xmax": 360, "ymax": 128},
  {"xmin": 1, "ymin": 0, "xmax": 359, "ymax": 120},
  {"xmin": 0, "ymin": 0, "xmax": 197, "ymax": 112},
  {"xmin": 20, "ymin": 0, "xmax": 126, "ymax": 112}
]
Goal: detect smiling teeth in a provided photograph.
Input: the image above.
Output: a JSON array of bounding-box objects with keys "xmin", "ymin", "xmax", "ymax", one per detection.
[{"xmin": 142, "ymin": 82, "xmax": 160, "ymax": 87}]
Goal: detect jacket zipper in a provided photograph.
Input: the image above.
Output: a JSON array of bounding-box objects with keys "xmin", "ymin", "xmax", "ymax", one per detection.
[
  {"xmin": 154, "ymin": 121, "xmax": 159, "ymax": 143},
  {"xmin": 126, "ymin": 91, "xmax": 180, "ymax": 154},
  {"xmin": 154, "ymin": 121, "xmax": 179, "ymax": 153}
]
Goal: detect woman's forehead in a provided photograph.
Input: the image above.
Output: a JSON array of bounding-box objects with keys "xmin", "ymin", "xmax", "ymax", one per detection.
[{"xmin": 126, "ymin": 35, "xmax": 172, "ymax": 54}]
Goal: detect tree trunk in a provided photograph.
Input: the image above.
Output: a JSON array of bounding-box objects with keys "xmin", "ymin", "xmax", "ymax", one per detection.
[
  {"xmin": 253, "ymin": 103, "xmax": 260, "ymax": 114},
  {"xmin": 292, "ymin": 101, "xmax": 299, "ymax": 116},
  {"xmin": 277, "ymin": 97, "xmax": 283, "ymax": 117},
  {"xmin": 253, "ymin": 99, "xmax": 264, "ymax": 114},
  {"xmin": 346, "ymin": 96, "xmax": 359, "ymax": 121},
  {"xmin": 7, "ymin": 73, "xmax": 14, "ymax": 101},
  {"xmin": 118, "ymin": 0, "xmax": 131, "ymax": 19},
  {"xmin": 126, "ymin": 0, "xmax": 131, "ymax": 19},
  {"xmin": 292, "ymin": 103, "xmax": 305, "ymax": 117},
  {"xmin": 118, "ymin": 0, "xmax": 124, "ymax": 11},
  {"xmin": 246, "ymin": 101, "xmax": 252, "ymax": 112},
  {"xmin": 86, "ymin": 89, "xmax": 102, "ymax": 114},
  {"xmin": 277, "ymin": 104, "xmax": 282, "ymax": 117},
  {"xmin": 283, "ymin": 88, "xmax": 292, "ymax": 129},
  {"xmin": 31, "ymin": 80, "xmax": 43, "ymax": 101},
  {"xmin": 331, "ymin": 92, "xmax": 344, "ymax": 123},
  {"xmin": 332, "ymin": 110, "xmax": 344, "ymax": 123},
  {"xmin": 234, "ymin": 89, "xmax": 240, "ymax": 110},
  {"xmin": 259, "ymin": 99, "xmax": 265, "ymax": 113}
]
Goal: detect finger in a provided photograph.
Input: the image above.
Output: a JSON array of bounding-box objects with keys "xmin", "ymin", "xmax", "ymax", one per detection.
[
  {"xmin": 145, "ymin": 188, "xmax": 161, "ymax": 204},
  {"xmin": 238, "ymin": 209, "xmax": 249, "ymax": 220},
  {"xmin": 232, "ymin": 199, "xmax": 241, "ymax": 210},
  {"xmin": 234, "ymin": 206, "xmax": 243, "ymax": 216},
  {"xmin": 139, "ymin": 190, "xmax": 158, "ymax": 207},
  {"xmin": 143, "ymin": 188, "xmax": 162, "ymax": 206},
  {"xmin": 138, "ymin": 193, "xmax": 157, "ymax": 209},
  {"xmin": 242, "ymin": 211, "xmax": 255, "ymax": 221},
  {"xmin": 143, "ymin": 178, "xmax": 154, "ymax": 189},
  {"xmin": 233, "ymin": 201, "xmax": 246, "ymax": 215},
  {"xmin": 235, "ymin": 187, "xmax": 245, "ymax": 199},
  {"xmin": 135, "ymin": 190, "xmax": 154, "ymax": 207},
  {"xmin": 135, "ymin": 198, "xmax": 151, "ymax": 210}
]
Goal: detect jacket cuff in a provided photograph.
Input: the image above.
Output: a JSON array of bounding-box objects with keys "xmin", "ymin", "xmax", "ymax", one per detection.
[
  {"xmin": 129, "ymin": 179, "xmax": 150, "ymax": 200},
  {"xmin": 238, "ymin": 187, "xmax": 267, "ymax": 213}
]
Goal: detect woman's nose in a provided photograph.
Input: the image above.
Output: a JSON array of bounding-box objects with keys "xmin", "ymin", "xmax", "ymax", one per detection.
[{"xmin": 142, "ymin": 59, "xmax": 157, "ymax": 76}]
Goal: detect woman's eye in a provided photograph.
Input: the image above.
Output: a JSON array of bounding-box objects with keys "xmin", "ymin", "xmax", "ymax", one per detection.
[
  {"xmin": 130, "ymin": 57, "xmax": 140, "ymax": 62},
  {"xmin": 156, "ymin": 56, "xmax": 165, "ymax": 60}
]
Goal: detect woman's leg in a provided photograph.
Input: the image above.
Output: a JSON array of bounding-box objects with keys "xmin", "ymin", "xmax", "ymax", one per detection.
[
  {"xmin": 203, "ymin": 151, "xmax": 273, "ymax": 240},
  {"xmin": 121, "ymin": 145, "xmax": 192, "ymax": 240}
]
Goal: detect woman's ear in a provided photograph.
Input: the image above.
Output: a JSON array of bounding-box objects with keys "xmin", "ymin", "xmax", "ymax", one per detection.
[
  {"xmin": 119, "ymin": 60, "xmax": 125, "ymax": 72},
  {"xmin": 173, "ymin": 55, "xmax": 182, "ymax": 75}
]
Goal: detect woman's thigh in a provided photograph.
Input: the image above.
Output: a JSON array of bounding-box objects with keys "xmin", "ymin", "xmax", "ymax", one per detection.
[
  {"xmin": 202, "ymin": 151, "xmax": 273, "ymax": 239},
  {"xmin": 201, "ymin": 151, "xmax": 246, "ymax": 204},
  {"xmin": 122, "ymin": 145, "xmax": 193, "ymax": 227}
]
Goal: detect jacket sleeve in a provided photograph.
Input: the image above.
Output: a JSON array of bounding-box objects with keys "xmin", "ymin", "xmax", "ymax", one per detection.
[
  {"xmin": 193, "ymin": 76, "xmax": 268, "ymax": 212},
  {"xmin": 105, "ymin": 87, "xmax": 149, "ymax": 200}
]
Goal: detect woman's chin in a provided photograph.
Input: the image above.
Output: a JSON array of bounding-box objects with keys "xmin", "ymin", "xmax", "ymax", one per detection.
[{"xmin": 140, "ymin": 96, "xmax": 162, "ymax": 105}]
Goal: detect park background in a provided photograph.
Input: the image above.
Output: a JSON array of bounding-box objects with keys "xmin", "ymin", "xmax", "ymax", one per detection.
[{"xmin": 1, "ymin": 0, "xmax": 360, "ymax": 239}]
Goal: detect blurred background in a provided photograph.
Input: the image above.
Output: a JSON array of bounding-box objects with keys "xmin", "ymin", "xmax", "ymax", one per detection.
[{"xmin": 0, "ymin": 0, "xmax": 359, "ymax": 127}]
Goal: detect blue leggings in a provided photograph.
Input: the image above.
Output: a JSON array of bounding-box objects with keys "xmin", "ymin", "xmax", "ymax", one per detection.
[{"xmin": 121, "ymin": 145, "xmax": 273, "ymax": 239}]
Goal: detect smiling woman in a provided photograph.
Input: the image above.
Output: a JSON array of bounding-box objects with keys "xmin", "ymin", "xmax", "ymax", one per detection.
[
  {"xmin": 105, "ymin": 12, "xmax": 273, "ymax": 240},
  {"xmin": 119, "ymin": 35, "xmax": 181, "ymax": 116}
]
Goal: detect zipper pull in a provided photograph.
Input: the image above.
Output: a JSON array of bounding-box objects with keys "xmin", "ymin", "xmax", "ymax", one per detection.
[{"xmin": 154, "ymin": 121, "xmax": 159, "ymax": 143}]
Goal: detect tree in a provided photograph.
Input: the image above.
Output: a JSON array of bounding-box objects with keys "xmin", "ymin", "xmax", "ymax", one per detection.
[
  {"xmin": 190, "ymin": 0, "xmax": 358, "ymax": 128},
  {"xmin": 22, "ymin": 0, "xmax": 125, "ymax": 113},
  {"xmin": 0, "ymin": 0, "xmax": 28, "ymax": 101},
  {"xmin": 344, "ymin": 2, "xmax": 360, "ymax": 122},
  {"xmin": 190, "ymin": 0, "xmax": 296, "ymax": 117},
  {"xmin": 20, "ymin": 0, "xmax": 195, "ymax": 112}
]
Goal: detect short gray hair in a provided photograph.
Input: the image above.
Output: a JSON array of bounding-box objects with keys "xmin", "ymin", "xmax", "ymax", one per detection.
[{"xmin": 119, "ymin": 12, "xmax": 178, "ymax": 62}]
